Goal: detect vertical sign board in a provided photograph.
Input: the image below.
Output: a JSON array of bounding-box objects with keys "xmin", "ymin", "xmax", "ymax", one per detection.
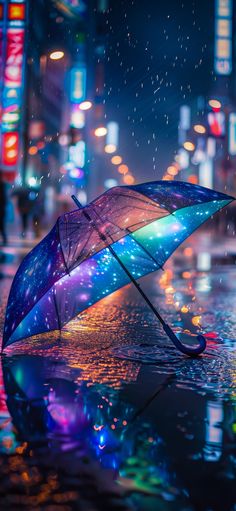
[
  {"xmin": 229, "ymin": 113, "xmax": 236, "ymax": 156},
  {"xmin": 0, "ymin": 0, "xmax": 26, "ymax": 180},
  {"xmin": 70, "ymin": 67, "xmax": 86, "ymax": 103},
  {"xmin": 68, "ymin": 66, "xmax": 87, "ymax": 185},
  {"xmin": 106, "ymin": 121, "xmax": 119, "ymax": 148},
  {"xmin": 214, "ymin": 0, "xmax": 232, "ymax": 75},
  {"xmin": 199, "ymin": 158, "xmax": 214, "ymax": 189},
  {"xmin": 178, "ymin": 105, "xmax": 190, "ymax": 145}
]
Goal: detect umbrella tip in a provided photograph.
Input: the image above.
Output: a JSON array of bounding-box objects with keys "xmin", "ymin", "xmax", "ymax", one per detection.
[{"xmin": 71, "ymin": 195, "xmax": 83, "ymax": 209}]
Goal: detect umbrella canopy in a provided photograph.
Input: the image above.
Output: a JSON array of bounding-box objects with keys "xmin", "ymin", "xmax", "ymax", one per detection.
[{"xmin": 2, "ymin": 181, "xmax": 233, "ymax": 350}]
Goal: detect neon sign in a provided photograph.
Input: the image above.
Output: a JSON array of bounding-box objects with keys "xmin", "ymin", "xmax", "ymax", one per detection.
[
  {"xmin": 214, "ymin": 0, "xmax": 232, "ymax": 75},
  {"xmin": 8, "ymin": 3, "xmax": 26, "ymax": 21},
  {"xmin": 2, "ymin": 132, "xmax": 19, "ymax": 166},
  {"xmin": 4, "ymin": 28, "xmax": 24, "ymax": 87},
  {"xmin": 0, "ymin": 1, "xmax": 26, "ymax": 173}
]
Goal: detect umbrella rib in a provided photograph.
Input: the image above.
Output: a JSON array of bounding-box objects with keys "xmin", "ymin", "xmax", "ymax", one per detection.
[
  {"xmin": 68, "ymin": 229, "xmax": 95, "ymax": 269},
  {"xmin": 102, "ymin": 218, "xmax": 163, "ymax": 269},
  {"xmin": 110, "ymin": 191, "xmax": 171, "ymax": 211}
]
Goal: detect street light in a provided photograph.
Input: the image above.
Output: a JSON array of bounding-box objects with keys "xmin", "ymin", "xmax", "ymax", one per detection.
[
  {"xmin": 105, "ymin": 144, "xmax": 117, "ymax": 154},
  {"xmin": 123, "ymin": 174, "xmax": 135, "ymax": 185},
  {"xmin": 94, "ymin": 126, "xmax": 107, "ymax": 137},
  {"xmin": 208, "ymin": 99, "xmax": 221, "ymax": 111},
  {"xmin": 193, "ymin": 124, "xmax": 206, "ymax": 134},
  {"xmin": 79, "ymin": 100, "xmax": 92, "ymax": 111},
  {"xmin": 49, "ymin": 50, "xmax": 65, "ymax": 61},
  {"xmin": 183, "ymin": 141, "xmax": 195, "ymax": 151},
  {"xmin": 167, "ymin": 165, "xmax": 178, "ymax": 176},
  {"xmin": 111, "ymin": 155, "xmax": 122, "ymax": 165},
  {"xmin": 28, "ymin": 146, "xmax": 38, "ymax": 155},
  {"xmin": 118, "ymin": 164, "xmax": 128, "ymax": 175}
]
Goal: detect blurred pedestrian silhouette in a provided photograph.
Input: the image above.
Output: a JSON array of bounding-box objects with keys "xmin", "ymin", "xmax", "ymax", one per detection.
[
  {"xmin": 12, "ymin": 184, "xmax": 44, "ymax": 238},
  {"xmin": 12, "ymin": 186, "xmax": 34, "ymax": 238},
  {"xmin": 0, "ymin": 173, "xmax": 8, "ymax": 245}
]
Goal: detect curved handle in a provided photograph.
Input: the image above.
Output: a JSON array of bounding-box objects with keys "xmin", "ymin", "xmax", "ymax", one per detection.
[{"xmin": 163, "ymin": 323, "xmax": 206, "ymax": 357}]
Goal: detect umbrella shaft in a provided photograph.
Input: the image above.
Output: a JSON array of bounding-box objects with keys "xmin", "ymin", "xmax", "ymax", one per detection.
[{"xmin": 107, "ymin": 243, "xmax": 165, "ymax": 327}]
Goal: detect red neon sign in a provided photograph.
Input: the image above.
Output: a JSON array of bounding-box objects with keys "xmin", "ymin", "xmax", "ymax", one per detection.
[
  {"xmin": 8, "ymin": 3, "xmax": 25, "ymax": 20},
  {"xmin": 2, "ymin": 132, "xmax": 19, "ymax": 166},
  {"xmin": 4, "ymin": 28, "xmax": 24, "ymax": 88}
]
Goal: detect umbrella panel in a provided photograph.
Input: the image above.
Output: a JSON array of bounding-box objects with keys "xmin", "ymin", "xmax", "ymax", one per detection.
[{"xmin": 59, "ymin": 187, "xmax": 170, "ymax": 271}]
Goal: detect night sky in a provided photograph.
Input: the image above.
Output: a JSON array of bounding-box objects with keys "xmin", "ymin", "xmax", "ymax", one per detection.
[{"xmin": 105, "ymin": 0, "xmax": 215, "ymax": 181}]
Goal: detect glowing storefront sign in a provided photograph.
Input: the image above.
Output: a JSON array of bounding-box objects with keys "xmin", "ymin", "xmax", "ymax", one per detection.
[{"xmin": 214, "ymin": 0, "xmax": 232, "ymax": 75}]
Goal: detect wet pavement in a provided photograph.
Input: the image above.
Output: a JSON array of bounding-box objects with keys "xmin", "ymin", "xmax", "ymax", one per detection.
[{"xmin": 0, "ymin": 232, "xmax": 235, "ymax": 510}]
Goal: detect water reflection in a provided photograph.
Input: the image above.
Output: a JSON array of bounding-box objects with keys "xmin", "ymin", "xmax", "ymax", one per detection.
[
  {"xmin": 0, "ymin": 354, "xmax": 186, "ymax": 510},
  {"xmin": 204, "ymin": 400, "xmax": 223, "ymax": 462}
]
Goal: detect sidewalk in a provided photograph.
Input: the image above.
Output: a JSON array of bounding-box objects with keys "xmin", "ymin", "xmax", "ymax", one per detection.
[{"xmin": 189, "ymin": 232, "xmax": 236, "ymax": 256}]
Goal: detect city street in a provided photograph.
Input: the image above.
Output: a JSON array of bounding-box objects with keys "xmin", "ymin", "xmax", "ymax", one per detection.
[
  {"xmin": 0, "ymin": 0, "xmax": 235, "ymax": 510},
  {"xmin": 0, "ymin": 228, "xmax": 235, "ymax": 510}
]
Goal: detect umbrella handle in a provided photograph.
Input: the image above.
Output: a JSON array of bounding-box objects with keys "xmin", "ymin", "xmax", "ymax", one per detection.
[{"xmin": 162, "ymin": 323, "xmax": 206, "ymax": 357}]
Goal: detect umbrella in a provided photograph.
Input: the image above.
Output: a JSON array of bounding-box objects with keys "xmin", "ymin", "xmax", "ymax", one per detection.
[{"xmin": 2, "ymin": 181, "xmax": 233, "ymax": 355}]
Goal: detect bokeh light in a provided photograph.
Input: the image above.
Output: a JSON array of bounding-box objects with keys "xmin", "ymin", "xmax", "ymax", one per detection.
[
  {"xmin": 193, "ymin": 124, "xmax": 206, "ymax": 134},
  {"xmin": 79, "ymin": 101, "xmax": 92, "ymax": 111},
  {"xmin": 208, "ymin": 99, "xmax": 221, "ymax": 111},
  {"xmin": 105, "ymin": 144, "xmax": 117, "ymax": 154},
  {"xmin": 111, "ymin": 155, "xmax": 122, "ymax": 165},
  {"xmin": 123, "ymin": 174, "xmax": 135, "ymax": 185},
  {"xmin": 118, "ymin": 164, "xmax": 129, "ymax": 175},
  {"xmin": 94, "ymin": 126, "xmax": 107, "ymax": 137},
  {"xmin": 49, "ymin": 50, "xmax": 64, "ymax": 60},
  {"xmin": 28, "ymin": 146, "xmax": 38, "ymax": 155},
  {"xmin": 183, "ymin": 141, "xmax": 195, "ymax": 151}
]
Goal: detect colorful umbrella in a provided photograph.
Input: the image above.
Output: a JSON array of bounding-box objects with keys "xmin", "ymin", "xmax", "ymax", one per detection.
[{"xmin": 2, "ymin": 181, "xmax": 233, "ymax": 355}]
